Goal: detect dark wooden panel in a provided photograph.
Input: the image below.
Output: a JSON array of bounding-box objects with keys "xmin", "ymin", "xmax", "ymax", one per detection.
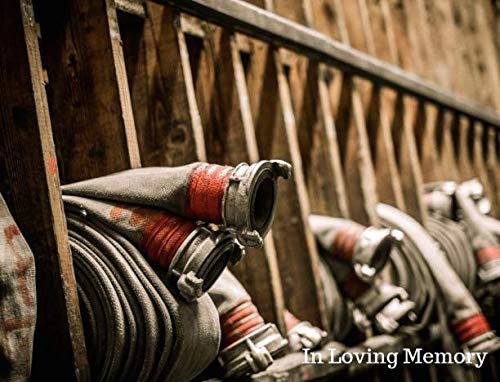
[
  {"xmin": 36, "ymin": 0, "xmax": 140, "ymax": 183},
  {"xmin": 0, "ymin": 0, "xmax": 88, "ymax": 379},
  {"xmin": 119, "ymin": 3, "xmax": 206, "ymax": 166}
]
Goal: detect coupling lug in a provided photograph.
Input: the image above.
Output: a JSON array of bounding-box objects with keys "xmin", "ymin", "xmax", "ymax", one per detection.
[
  {"xmin": 287, "ymin": 321, "xmax": 328, "ymax": 352},
  {"xmin": 271, "ymin": 159, "xmax": 292, "ymax": 179},
  {"xmin": 238, "ymin": 229, "xmax": 264, "ymax": 248},
  {"xmin": 177, "ymin": 271, "xmax": 203, "ymax": 302}
]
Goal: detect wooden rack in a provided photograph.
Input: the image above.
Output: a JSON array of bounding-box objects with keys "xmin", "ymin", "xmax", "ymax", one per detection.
[{"xmin": 0, "ymin": 0, "xmax": 498, "ymax": 380}]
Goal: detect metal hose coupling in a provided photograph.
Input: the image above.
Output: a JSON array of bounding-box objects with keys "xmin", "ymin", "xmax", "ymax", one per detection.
[
  {"xmin": 352, "ymin": 227, "xmax": 403, "ymax": 282},
  {"xmin": 168, "ymin": 225, "xmax": 243, "ymax": 302},
  {"xmin": 331, "ymin": 223, "xmax": 402, "ymax": 281},
  {"xmin": 217, "ymin": 301, "xmax": 288, "ymax": 377},
  {"xmin": 222, "ymin": 160, "xmax": 291, "ymax": 247},
  {"xmin": 136, "ymin": 209, "xmax": 243, "ymax": 302},
  {"xmin": 354, "ymin": 282, "xmax": 416, "ymax": 334},
  {"xmin": 284, "ymin": 310, "xmax": 327, "ymax": 352}
]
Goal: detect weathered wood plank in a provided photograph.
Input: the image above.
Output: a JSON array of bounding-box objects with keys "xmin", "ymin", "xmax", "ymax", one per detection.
[
  {"xmin": 242, "ymin": 34, "xmax": 328, "ymax": 327},
  {"xmin": 36, "ymin": 0, "xmax": 140, "ymax": 183},
  {"xmin": 0, "ymin": 0, "xmax": 89, "ymax": 379},
  {"xmin": 118, "ymin": 3, "xmax": 206, "ymax": 166}
]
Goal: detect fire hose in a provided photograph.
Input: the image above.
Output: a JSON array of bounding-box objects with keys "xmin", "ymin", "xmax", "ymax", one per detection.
[
  {"xmin": 60, "ymin": 161, "xmax": 291, "ymax": 381},
  {"xmin": 376, "ymin": 203, "xmax": 500, "ymax": 353},
  {"xmin": 309, "ymin": 215, "xmax": 416, "ymax": 335},
  {"xmin": 0, "ymin": 193, "xmax": 36, "ymax": 381}
]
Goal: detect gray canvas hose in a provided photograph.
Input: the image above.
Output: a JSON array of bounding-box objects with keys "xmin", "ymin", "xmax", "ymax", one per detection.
[
  {"xmin": 60, "ymin": 161, "xmax": 290, "ymax": 381},
  {"xmin": 61, "ymin": 161, "xmax": 291, "ymax": 247},
  {"xmin": 376, "ymin": 203, "xmax": 500, "ymax": 352},
  {"xmin": 0, "ymin": 193, "xmax": 36, "ymax": 381},
  {"xmin": 66, "ymin": 211, "xmax": 220, "ymax": 382}
]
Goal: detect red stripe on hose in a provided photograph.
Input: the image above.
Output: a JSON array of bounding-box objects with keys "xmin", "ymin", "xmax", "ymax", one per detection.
[
  {"xmin": 284, "ymin": 309, "xmax": 301, "ymax": 331},
  {"xmin": 476, "ymin": 245, "xmax": 500, "ymax": 266},
  {"xmin": 186, "ymin": 163, "xmax": 234, "ymax": 224},
  {"xmin": 332, "ymin": 224, "xmax": 365, "ymax": 262},
  {"xmin": 220, "ymin": 301, "xmax": 265, "ymax": 350},
  {"xmin": 452, "ymin": 313, "xmax": 491, "ymax": 344},
  {"xmin": 129, "ymin": 207, "xmax": 196, "ymax": 268}
]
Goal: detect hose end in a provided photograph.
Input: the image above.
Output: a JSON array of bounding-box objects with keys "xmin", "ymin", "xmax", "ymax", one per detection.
[
  {"xmin": 223, "ymin": 160, "xmax": 291, "ymax": 247},
  {"xmin": 169, "ymin": 226, "xmax": 237, "ymax": 301},
  {"xmin": 353, "ymin": 227, "xmax": 401, "ymax": 281}
]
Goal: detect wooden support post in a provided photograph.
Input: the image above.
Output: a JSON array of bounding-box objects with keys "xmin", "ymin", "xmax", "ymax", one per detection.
[
  {"xmin": 239, "ymin": 32, "xmax": 328, "ymax": 327},
  {"xmin": 0, "ymin": 0, "xmax": 89, "ymax": 379},
  {"xmin": 175, "ymin": 15, "xmax": 286, "ymax": 330},
  {"xmin": 314, "ymin": 0, "xmax": 380, "ymax": 226},
  {"xmin": 35, "ymin": 0, "xmax": 140, "ymax": 183},
  {"xmin": 273, "ymin": 1, "xmax": 349, "ymax": 218},
  {"xmin": 472, "ymin": 121, "xmax": 498, "ymax": 217}
]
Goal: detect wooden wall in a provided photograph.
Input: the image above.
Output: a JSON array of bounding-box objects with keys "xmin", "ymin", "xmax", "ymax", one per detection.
[{"xmin": 0, "ymin": 0, "xmax": 498, "ymax": 379}]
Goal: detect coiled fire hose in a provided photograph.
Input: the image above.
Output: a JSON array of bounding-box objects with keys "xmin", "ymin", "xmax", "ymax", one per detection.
[
  {"xmin": 60, "ymin": 161, "xmax": 291, "ymax": 381},
  {"xmin": 309, "ymin": 215, "xmax": 416, "ymax": 335},
  {"xmin": 0, "ymin": 193, "xmax": 36, "ymax": 381},
  {"xmin": 424, "ymin": 179, "xmax": 500, "ymax": 286},
  {"xmin": 377, "ymin": 203, "xmax": 500, "ymax": 353}
]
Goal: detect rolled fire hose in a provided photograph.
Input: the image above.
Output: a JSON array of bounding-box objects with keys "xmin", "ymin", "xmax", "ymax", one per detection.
[
  {"xmin": 0, "ymin": 193, "xmax": 36, "ymax": 381},
  {"xmin": 61, "ymin": 161, "xmax": 290, "ymax": 381},
  {"xmin": 208, "ymin": 270, "xmax": 288, "ymax": 378},
  {"xmin": 309, "ymin": 215, "xmax": 416, "ymax": 334},
  {"xmin": 455, "ymin": 180, "xmax": 500, "ymax": 285},
  {"xmin": 376, "ymin": 203, "xmax": 500, "ymax": 352},
  {"xmin": 62, "ymin": 161, "xmax": 291, "ymax": 247},
  {"xmin": 66, "ymin": 210, "xmax": 220, "ymax": 382}
]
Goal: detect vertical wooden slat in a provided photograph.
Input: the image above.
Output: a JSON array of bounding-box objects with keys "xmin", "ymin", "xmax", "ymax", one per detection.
[
  {"xmin": 456, "ymin": 116, "xmax": 476, "ymax": 182},
  {"xmin": 118, "ymin": 4, "xmax": 206, "ymax": 166},
  {"xmin": 238, "ymin": 31, "xmax": 328, "ymax": 327},
  {"xmin": 274, "ymin": 1, "xmax": 349, "ymax": 218},
  {"xmin": 36, "ymin": 0, "xmax": 140, "ymax": 183},
  {"xmin": 0, "ymin": 0, "xmax": 88, "ymax": 379},
  {"xmin": 486, "ymin": 128, "xmax": 500, "ymax": 217},
  {"xmin": 177, "ymin": 16, "xmax": 286, "ymax": 330},
  {"xmin": 313, "ymin": 0, "xmax": 379, "ymax": 226}
]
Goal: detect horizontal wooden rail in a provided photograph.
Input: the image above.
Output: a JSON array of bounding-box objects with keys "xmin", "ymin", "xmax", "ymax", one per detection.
[{"xmin": 154, "ymin": 0, "xmax": 500, "ymax": 128}]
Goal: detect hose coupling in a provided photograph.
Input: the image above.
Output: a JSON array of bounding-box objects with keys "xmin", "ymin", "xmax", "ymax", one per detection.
[
  {"xmin": 284, "ymin": 310, "xmax": 327, "ymax": 352},
  {"xmin": 218, "ymin": 323, "xmax": 288, "ymax": 377},
  {"xmin": 223, "ymin": 160, "xmax": 291, "ymax": 247},
  {"xmin": 462, "ymin": 331, "xmax": 500, "ymax": 354},
  {"xmin": 169, "ymin": 226, "xmax": 243, "ymax": 301},
  {"xmin": 353, "ymin": 228, "xmax": 403, "ymax": 282},
  {"xmin": 355, "ymin": 282, "xmax": 416, "ymax": 334}
]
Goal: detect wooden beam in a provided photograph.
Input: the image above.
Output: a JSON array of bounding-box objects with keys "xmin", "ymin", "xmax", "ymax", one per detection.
[
  {"xmin": 0, "ymin": 0, "xmax": 88, "ymax": 379},
  {"xmin": 158, "ymin": 0, "xmax": 500, "ymax": 128},
  {"xmin": 36, "ymin": 0, "xmax": 140, "ymax": 183}
]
